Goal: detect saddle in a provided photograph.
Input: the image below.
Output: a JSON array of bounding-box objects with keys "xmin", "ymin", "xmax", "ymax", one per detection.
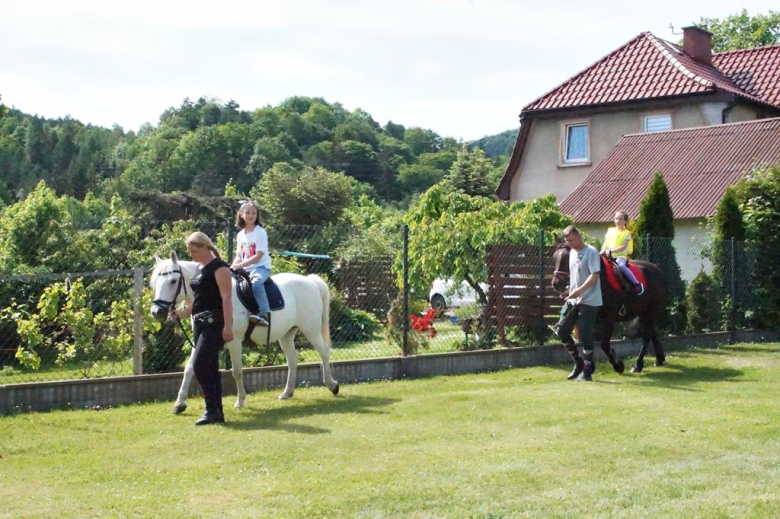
[
  {"xmin": 600, "ymin": 255, "xmax": 645, "ymax": 294},
  {"xmin": 231, "ymin": 268, "xmax": 285, "ymax": 313}
]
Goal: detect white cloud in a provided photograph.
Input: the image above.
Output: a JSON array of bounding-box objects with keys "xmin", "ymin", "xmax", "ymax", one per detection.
[
  {"xmin": 5, "ymin": 0, "xmax": 283, "ymax": 27},
  {"xmin": 252, "ymin": 50, "xmax": 362, "ymax": 81}
]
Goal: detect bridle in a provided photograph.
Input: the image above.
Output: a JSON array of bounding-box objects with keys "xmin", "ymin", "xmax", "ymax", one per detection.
[
  {"xmin": 152, "ymin": 268, "xmax": 188, "ymax": 316},
  {"xmin": 152, "ymin": 267, "xmax": 194, "ymax": 347}
]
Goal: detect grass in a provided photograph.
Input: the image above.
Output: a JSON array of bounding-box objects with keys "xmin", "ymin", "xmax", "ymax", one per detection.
[{"xmin": 2, "ymin": 342, "xmax": 779, "ymax": 518}]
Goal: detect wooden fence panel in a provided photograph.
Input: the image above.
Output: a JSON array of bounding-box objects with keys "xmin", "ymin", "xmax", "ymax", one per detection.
[
  {"xmin": 338, "ymin": 258, "xmax": 398, "ymax": 321},
  {"xmin": 487, "ymin": 243, "xmax": 563, "ymax": 345}
]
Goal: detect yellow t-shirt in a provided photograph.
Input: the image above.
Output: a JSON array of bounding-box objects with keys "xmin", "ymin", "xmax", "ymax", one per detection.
[{"xmin": 604, "ymin": 227, "xmax": 633, "ymax": 257}]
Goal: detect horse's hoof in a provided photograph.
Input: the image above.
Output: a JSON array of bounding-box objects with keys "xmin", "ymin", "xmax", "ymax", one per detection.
[
  {"xmin": 331, "ymin": 383, "xmax": 339, "ymax": 396},
  {"xmin": 278, "ymin": 393, "xmax": 293, "ymax": 400},
  {"xmin": 173, "ymin": 403, "xmax": 187, "ymax": 414},
  {"xmin": 234, "ymin": 401, "xmax": 245, "ymax": 409},
  {"xmin": 631, "ymin": 365, "xmax": 643, "ymax": 374},
  {"xmin": 654, "ymin": 358, "xmax": 666, "ymax": 367},
  {"xmin": 614, "ymin": 360, "xmax": 625, "ymax": 374}
]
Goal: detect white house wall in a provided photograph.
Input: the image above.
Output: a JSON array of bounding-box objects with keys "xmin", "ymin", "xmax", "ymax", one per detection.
[{"xmin": 509, "ymin": 101, "xmax": 761, "ymax": 205}]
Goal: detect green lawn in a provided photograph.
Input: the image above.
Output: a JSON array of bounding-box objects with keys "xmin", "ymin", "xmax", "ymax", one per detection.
[{"xmin": 2, "ymin": 342, "xmax": 779, "ymax": 518}]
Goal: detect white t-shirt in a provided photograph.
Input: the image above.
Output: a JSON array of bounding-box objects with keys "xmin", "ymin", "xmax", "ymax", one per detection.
[{"xmin": 236, "ymin": 226, "xmax": 272, "ymax": 271}]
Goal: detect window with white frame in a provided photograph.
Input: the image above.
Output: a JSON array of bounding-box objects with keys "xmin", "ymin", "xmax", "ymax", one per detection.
[
  {"xmin": 643, "ymin": 114, "xmax": 672, "ymax": 132},
  {"xmin": 563, "ymin": 122, "xmax": 589, "ymax": 163}
]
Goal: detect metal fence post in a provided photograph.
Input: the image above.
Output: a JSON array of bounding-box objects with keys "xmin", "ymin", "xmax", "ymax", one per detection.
[
  {"xmin": 730, "ymin": 237, "xmax": 737, "ymax": 337},
  {"xmin": 133, "ymin": 268, "xmax": 144, "ymax": 375},
  {"xmin": 227, "ymin": 223, "xmax": 236, "ymax": 264},
  {"xmin": 402, "ymin": 224, "xmax": 409, "ymax": 356},
  {"xmin": 538, "ymin": 229, "xmax": 545, "ymax": 345},
  {"xmin": 645, "ymin": 233, "xmax": 651, "ymax": 262}
]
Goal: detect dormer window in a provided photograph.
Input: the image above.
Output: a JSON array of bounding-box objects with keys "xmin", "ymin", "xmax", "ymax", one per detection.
[
  {"xmin": 643, "ymin": 114, "xmax": 672, "ymax": 132},
  {"xmin": 561, "ymin": 121, "xmax": 590, "ymax": 165}
]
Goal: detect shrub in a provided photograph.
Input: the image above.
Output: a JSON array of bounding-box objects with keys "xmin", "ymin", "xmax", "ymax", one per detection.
[
  {"xmin": 385, "ymin": 292, "xmax": 427, "ymax": 355},
  {"xmin": 686, "ymin": 270, "xmax": 718, "ymax": 333},
  {"xmin": 330, "ymin": 295, "xmax": 382, "ymax": 342}
]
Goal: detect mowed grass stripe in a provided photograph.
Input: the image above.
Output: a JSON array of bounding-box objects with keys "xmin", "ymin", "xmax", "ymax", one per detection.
[{"xmin": 1, "ymin": 342, "xmax": 779, "ymax": 518}]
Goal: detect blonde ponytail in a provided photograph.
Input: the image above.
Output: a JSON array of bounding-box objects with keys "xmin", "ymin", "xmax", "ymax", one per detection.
[{"xmin": 185, "ymin": 232, "xmax": 222, "ymax": 260}]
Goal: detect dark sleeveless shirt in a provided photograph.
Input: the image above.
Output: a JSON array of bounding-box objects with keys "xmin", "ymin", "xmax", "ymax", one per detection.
[{"xmin": 190, "ymin": 258, "xmax": 229, "ymax": 315}]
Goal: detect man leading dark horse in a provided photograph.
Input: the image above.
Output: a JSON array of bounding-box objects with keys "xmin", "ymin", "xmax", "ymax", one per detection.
[
  {"xmin": 550, "ymin": 225, "xmax": 602, "ymax": 382},
  {"xmin": 551, "ymin": 227, "xmax": 668, "ymax": 378}
]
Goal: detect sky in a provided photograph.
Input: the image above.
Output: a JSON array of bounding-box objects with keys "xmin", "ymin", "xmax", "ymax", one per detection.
[{"xmin": 1, "ymin": 0, "xmax": 778, "ymax": 142}]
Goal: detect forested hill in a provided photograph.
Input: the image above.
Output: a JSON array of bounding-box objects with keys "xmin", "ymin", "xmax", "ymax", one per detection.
[
  {"xmin": 469, "ymin": 128, "xmax": 518, "ymax": 158},
  {"xmin": 0, "ymin": 96, "xmax": 511, "ymax": 214}
]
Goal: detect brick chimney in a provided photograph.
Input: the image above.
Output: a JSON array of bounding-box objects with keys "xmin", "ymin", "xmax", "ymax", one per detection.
[{"xmin": 682, "ymin": 26, "xmax": 712, "ymax": 64}]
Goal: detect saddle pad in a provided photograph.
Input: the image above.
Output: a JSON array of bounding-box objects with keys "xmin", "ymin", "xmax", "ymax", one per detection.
[
  {"xmin": 232, "ymin": 270, "xmax": 285, "ymax": 313},
  {"xmin": 264, "ymin": 278, "xmax": 285, "ymax": 311},
  {"xmin": 601, "ymin": 256, "xmax": 646, "ymax": 292}
]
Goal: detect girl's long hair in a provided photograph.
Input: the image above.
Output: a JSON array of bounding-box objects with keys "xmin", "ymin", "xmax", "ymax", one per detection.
[{"xmin": 235, "ymin": 200, "xmax": 265, "ymax": 229}]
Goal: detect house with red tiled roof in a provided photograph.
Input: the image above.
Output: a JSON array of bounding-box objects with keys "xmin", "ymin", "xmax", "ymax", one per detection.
[
  {"xmin": 496, "ymin": 26, "xmax": 780, "ymax": 278},
  {"xmin": 560, "ymin": 117, "xmax": 780, "ymax": 279},
  {"xmin": 497, "ymin": 26, "xmax": 780, "ymax": 203}
]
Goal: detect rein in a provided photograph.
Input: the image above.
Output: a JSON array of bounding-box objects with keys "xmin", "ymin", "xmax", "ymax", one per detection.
[{"xmin": 153, "ymin": 268, "xmax": 194, "ymax": 348}]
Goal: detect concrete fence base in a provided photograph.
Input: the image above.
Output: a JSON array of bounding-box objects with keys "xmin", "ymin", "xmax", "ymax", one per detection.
[{"xmin": 2, "ymin": 329, "xmax": 778, "ymax": 413}]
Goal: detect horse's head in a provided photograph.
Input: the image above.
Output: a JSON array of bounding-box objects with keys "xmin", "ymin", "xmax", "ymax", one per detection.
[
  {"xmin": 150, "ymin": 251, "xmax": 188, "ymax": 322},
  {"xmin": 551, "ymin": 240, "xmax": 571, "ymax": 293}
]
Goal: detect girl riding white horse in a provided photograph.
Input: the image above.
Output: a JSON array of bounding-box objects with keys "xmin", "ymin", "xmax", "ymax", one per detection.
[{"xmin": 150, "ymin": 252, "xmax": 339, "ymax": 414}]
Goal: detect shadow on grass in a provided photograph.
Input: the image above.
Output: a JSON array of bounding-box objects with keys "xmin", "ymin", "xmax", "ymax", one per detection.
[
  {"xmin": 631, "ymin": 363, "xmax": 744, "ymax": 391},
  {"xmin": 229, "ymin": 395, "xmax": 400, "ymax": 434},
  {"xmin": 552, "ymin": 359, "xmax": 744, "ymax": 392}
]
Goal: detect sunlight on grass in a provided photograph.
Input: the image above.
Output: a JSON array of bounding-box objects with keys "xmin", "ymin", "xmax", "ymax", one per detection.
[{"xmin": 2, "ymin": 342, "xmax": 779, "ymax": 517}]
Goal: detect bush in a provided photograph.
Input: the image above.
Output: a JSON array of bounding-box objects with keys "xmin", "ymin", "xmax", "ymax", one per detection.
[
  {"xmin": 686, "ymin": 271, "xmax": 718, "ymax": 333},
  {"xmin": 385, "ymin": 292, "xmax": 427, "ymax": 355},
  {"xmin": 330, "ymin": 294, "xmax": 382, "ymax": 342}
]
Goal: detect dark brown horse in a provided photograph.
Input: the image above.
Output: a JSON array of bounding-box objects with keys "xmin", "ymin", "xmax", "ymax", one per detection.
[{"xmin": 551, "ymin": 244, "xmax": 667, "ymax": 373}]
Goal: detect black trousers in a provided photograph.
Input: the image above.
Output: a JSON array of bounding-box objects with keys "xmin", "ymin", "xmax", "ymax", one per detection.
[{"xmin": 192, "ymin": 321, "xmax": 224, "ymax": 409}]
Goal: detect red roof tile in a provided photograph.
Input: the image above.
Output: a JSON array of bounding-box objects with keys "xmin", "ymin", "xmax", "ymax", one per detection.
[
  {"xmin": 713, "ymin": 45, "xmax": 780, "ymax": 107},
  {"xmin": 558, "ymin": 118, "xmax": 780, "ymax": 222},
  {"xmin": 523, "ymin": 33, "xmax": 777, "ymax": 112}
]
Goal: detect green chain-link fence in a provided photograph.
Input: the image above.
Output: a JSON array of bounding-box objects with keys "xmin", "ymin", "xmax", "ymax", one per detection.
[{"xmin": 0, "ymin": 223, "xmax": 771, "ymax": 385}]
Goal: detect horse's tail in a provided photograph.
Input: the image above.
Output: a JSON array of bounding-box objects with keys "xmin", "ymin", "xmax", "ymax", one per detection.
[{"xmin": 308, "ymin": 274, "xmax": 332, "ymax": 348}]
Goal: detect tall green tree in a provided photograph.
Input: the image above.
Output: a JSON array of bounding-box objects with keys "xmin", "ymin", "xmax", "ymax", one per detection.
[
  {"xmin": 443, "ymin": 145, "xmax": 494, "ymax": 198},
  {"xmin": 633, "ymin": 172, "xmax": 687, "ymax": 333},
  {"xmin": 693, "ymin": 9, "xmax": 780, "ymax": 51},
  {"xmin": 733, "ymin": 164, "xmax": 780, "ymax": 327},
  {"xmin": 253, "ymin": 162, "xmax": 353, "ymax": 227},
  {"xmin": 711, "ymin": 187, "xmax": 747, "ymax": 329}
]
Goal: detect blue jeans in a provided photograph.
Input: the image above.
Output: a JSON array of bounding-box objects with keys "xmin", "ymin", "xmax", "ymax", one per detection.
[{"xmin": 249, "ymin": 266, "xmax": 271, "ymax": 314}]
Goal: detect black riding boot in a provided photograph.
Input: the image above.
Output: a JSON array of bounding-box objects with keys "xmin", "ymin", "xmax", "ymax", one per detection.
[
  {"xmin": 577, "ymin": 349, "xmax": 594, "ymax": 382},
  {"xmin": 565, "ymin": 342, "xmax": 584, "ymax": 380},
  {"xmin": 195, "ymin": 393, "xmax": 224, "ymax": 426}
]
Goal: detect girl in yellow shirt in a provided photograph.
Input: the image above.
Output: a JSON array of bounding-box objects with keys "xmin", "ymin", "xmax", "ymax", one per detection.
[{"xmin": 600, "ymin": 211, "xmax": 644, "ymax": 295}]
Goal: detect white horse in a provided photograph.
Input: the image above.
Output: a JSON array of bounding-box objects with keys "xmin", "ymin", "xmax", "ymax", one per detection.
[{"xmin": 149, "ymin": 252, "xmax": 339, "ymax": 414}]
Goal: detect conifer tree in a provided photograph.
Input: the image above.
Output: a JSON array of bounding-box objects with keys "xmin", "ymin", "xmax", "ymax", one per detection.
[
  {"xmin": 633, "ymin": 172, "xmax": 687, "ymax": 333},
  {"xmin": 443, "ymin": 145, "xmax": 493, "ymax": 198},
  {"xmin": 711, "ymin": 187, "xmax": 746, "ymax": 329}
]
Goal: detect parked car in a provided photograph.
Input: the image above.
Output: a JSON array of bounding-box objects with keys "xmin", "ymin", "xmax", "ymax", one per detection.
[{"xmin": 428, "ymin": 279, "xmax": 488, "ymax": 311}]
